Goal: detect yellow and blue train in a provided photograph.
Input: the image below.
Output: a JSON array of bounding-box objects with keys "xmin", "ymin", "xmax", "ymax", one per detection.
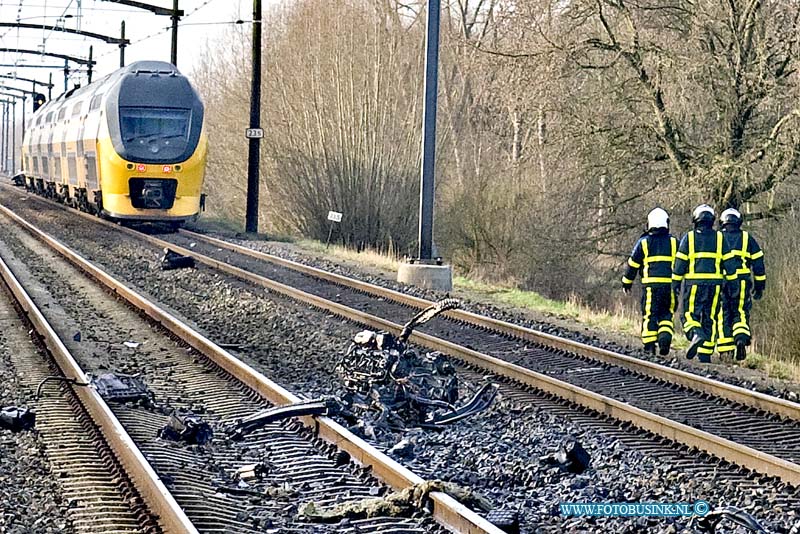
[{"xmin": 20, "ymin": 60, "xmax": 207, "ymax": 226}]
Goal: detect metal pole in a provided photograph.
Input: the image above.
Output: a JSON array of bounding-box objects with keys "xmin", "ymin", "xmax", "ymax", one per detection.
[
  {"xmin": 4, "ymin": 102, "xmax": 8, "ymax": 173},
  {"xmin": 2, "ymin": 104, "xmax": 7, "ymax": 173},
  {"xmin": 88, "ymin": 46, "xmax": 94, "ymax": 83},
  {"xmin": 1, "ymin": 103, "xmax": 4, "ymax": 173},
  {"xmin": 417, "ymin": 0, "xmax": 441, "ymax": 261},
  {"xmin": 48, "ymin": 73, "xmax": 52, "ymax": 99},
  {"xmin": 170, "ymin": 0, "xmax": 179, "ymax": 66},
  {"xmin": 120, "ymin": 21, "xmax": 126, "ymax": 67},
  {"xmin": 245, "ymin": 0, "xmax": 262, "ymax": 233},
  {"xmin": 11, "ymin": 100, "xmax": 15, "ymax": 173},
  {"xmin": 63, "ymin": 59, "xmax": 69, "ymax": 93},
  {"xmin": 21, "ymin": 96, "xmax": 26, "ymax": 150}
]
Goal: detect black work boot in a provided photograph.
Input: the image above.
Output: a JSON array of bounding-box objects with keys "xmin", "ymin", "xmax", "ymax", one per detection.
[
  {"xmin": 717, "ymin": 350, "xmax": 734, "ymax": 364},
  {"xmin": 686, "ymin": 334, "xmax": 703, "ymax": 360},
  {"xmin": 643, "ymin": 342, "xmax": 656, "ymax": 355},
  {"xmin": 735, "ymin": 337, "xmax": 748, "ymax": 361},
  {"xmin": 657, "ymin": 332, "xmax": 671, "ymax": 356}
]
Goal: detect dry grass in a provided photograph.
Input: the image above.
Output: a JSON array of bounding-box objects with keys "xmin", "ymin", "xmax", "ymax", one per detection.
[
  {"xmin": 296, "ymin": 239, "xmax": 402, "ymax": 273},
  {"xmin": 454, "ymin": 277, "xmax": 642, "ymax": 337}
]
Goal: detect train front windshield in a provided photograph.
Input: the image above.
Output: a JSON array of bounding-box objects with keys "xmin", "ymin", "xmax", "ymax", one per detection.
[{"xmin": 119, "ymin": 107, "xmax": 191, "ymax": 161}]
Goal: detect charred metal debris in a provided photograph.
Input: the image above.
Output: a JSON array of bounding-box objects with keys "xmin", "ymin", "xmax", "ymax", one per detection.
[
  {"xmin": 224, "ymin": 300, "xmax": 498, "ymax": 440},
  {"xmin": 334, "ymin": 299, "xmax": 499, "ymax": 434},
  {"xmin": 161, "ymin": 248, "xmax": 195, "ymax": 270},
  {"xmin": 692, "ymin": 506, "xmax": 767, "ymax": 533},
  {"xmin": 91, "ymin": 372, "xmax": 152, "ymax": 403},
  {"xmin": 158, "ymin": 409, "xmax": 214, "ymax": 445},
  {"xmin": 226, "ymin": 398, "xmax": 335, "ymax": 440},
  {"xmin": 540, "ymin": 438, "xmax": 592, "ymax": 474},
  {"xmin": 0, "ymin": 406, "xmax": 35, "ymax": 431}
]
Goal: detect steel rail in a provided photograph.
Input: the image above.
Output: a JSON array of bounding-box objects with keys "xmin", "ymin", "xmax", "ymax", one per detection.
[
  {"xmin": 178, "ymin": 229, "xmax": 800, "ymax": 422},
  {"xmin": 128, "ymin": 229, "xmax": 800, "ymax": 485},
  {"xmin": 3, "ymin": 188, "xmax": 799, "ymax": 484},
  {"xmin": 0, "ymin": 200, "xmax": 503, "ymax": 534},
  {"xmin": 0, "ymin": 234, "xmax": 198, "ymax": 533}
]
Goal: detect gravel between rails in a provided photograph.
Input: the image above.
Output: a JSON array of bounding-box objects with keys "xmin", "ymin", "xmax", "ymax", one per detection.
[
  {"xmin": 0, "ymin": 209, "xmax": 442, "ymax": 534},
  {"xmin": 3, "ymin": 194, "xmax": 800, "ymax": 533}
]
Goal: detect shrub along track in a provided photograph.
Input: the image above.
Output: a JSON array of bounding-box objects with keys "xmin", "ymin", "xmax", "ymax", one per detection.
[
  {"xmin": 0, "ymin": 200, "xmax": 479, "ymax": 533},
  {"xmin": 2, "ymin": 186, "xmax": 800, "ymax": 532}
]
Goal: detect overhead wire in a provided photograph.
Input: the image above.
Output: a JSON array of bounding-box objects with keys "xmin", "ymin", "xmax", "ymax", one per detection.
[
  {"xmin": 5, "ymin": 0, "xmax": 227, "ymax": 84},
  {"xmin": 94, "ymin": 0, "xmax": 223, "ymax": 61}
]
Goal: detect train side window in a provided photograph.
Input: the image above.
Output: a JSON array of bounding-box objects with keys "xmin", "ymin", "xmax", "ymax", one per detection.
[
  {"xmin": 46, "ymin": 112, "xmax": 53, "ymax": 123},
  {"xmin": 72, "ymin": 102, "xmax": 83, "ymax": 117},
  {"xmin": 85, "ymin": 154, "xmax": 98, "ymax": 189},
  {"xmin": 41, "ymin": 157, "xmax": 49, "ymax": 178},
  {"xmin": 33, "ymin": 157, "xmax": 39, "ymax": 174},
  {"xmin": 89, "ymin": 94, "xmax": 103, "ymax": 111},
  {"xmin": 35, "ymin": 115, "xmax": 42, "ymax": 126},
  {"xmin": 67, "ymin": 154, "xmax": 78, "ymax": 186},
  {"xmin": 58, "ymin": 108, "xmax": 67, "ymax": 120}
]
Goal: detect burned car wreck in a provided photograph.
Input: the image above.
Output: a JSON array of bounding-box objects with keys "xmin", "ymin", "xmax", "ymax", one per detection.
[
  {"xmin": 334, "ymin": 299, "xmax": 498, "ymax": 432},
  {"xmin": 226, "ymin": 300, "xmax": 497, "ymax": 440}
]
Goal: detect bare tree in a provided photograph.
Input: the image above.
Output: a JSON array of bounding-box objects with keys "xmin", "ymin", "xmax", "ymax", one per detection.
[{"xmin": 547, "ymin": 0, "xmax": 800, "ymax": 215}]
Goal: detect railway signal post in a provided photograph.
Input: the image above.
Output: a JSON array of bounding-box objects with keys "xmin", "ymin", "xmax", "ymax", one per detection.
[{"xmin": 397, "ymin": 0, "xmax": 453, "ymax": 291}]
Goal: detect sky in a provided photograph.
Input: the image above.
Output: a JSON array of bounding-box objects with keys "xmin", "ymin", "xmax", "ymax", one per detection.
[{"xmin": 0, "ymin": 0, "xmax": 280, "ymax": 94}]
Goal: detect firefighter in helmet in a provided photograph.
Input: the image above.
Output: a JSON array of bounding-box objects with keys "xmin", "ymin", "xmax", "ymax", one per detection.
[
  {"xmin": 622, "ymin": 208, "xmax": 678, "ymax": 355},
  {"xmin": 715, "ymin": 208, "xmax": 766, "ymax": 360},
  {"xmin": 672, "ymin": 205, "xmax": 739, "ymax": 362}
]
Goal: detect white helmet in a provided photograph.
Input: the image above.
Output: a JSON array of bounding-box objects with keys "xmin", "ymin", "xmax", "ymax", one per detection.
[
  {"xmin": 647, "ymin": 207, "xmax": 669, "ymax": 230},
  {"xmin": 692, "ymin": 204, "xmax": 716, "ymax": 224},
  {"xmin": 720, "ymin": 208, "xmax": 743, "ymax": 228}
]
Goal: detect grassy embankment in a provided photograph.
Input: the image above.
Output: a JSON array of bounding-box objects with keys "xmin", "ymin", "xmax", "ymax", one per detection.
[{"xmin": 294, "ymin": 239, "xmax": 797, "ymax": 382}]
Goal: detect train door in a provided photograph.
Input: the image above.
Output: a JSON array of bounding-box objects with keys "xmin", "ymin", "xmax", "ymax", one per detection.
[
  {"xmin": 84, "ymin": 94, "xmax": 103, "ymax": 211},
  {"xmin": 66, "ymin": 101, "xmax": 83, "ymax": 200}
]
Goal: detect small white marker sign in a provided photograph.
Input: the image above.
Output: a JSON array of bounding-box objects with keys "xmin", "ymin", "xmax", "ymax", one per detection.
[
  {"xmin": 327, "ymin": 210, "xmax": 343, "ymax": 223},
  {"xmin": 245, "ymin": 128, "xmax": 264, "ymax": 139}
]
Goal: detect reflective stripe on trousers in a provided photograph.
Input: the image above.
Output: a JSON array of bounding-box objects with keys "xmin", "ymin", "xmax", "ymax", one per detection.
[
  {"xmin": 682, "ymin": 284, "xmax": 722, "ymax": 351},
  {"xmin": 641, "ymin": 284, "xmax": 674, "ymax": 345},
  {"xmin": 717, "ymin": 277, "xmax": 752, "ymax": 351}
]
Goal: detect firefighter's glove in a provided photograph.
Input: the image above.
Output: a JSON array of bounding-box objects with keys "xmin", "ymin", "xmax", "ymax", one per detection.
[{"xmin": 753, "ymin": 289, "xmax": 764, "ymax": 301}]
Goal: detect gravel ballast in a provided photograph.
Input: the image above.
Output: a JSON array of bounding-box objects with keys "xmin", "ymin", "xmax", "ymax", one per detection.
[{"xmin": 209, "ymin": 233, "xmax": 800, "ymax": 403}]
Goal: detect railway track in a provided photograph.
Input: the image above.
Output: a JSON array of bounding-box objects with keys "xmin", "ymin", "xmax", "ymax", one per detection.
[
  {"xmin": 1, "ymin": 183, "xmax": 797, "ymax": 532},
  {"xmin": 157, "ymin": 229, "xmax": 800, "ymax": 481},
  {"xmin": 0, "ymin": 191, "xmax": 500, "ymax": 534},
  {"xmin": 0, "ymin": 279, "xmax": 161, "ymax": 533},
  {"xmin": 42, "ymin": 194, "xmax": 800, "ymax": 483}
]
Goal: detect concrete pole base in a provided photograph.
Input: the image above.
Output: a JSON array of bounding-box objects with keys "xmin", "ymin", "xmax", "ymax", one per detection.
[{"xmin": 397, "ymin": 262, "xmax": 453, "ymax": 292}]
